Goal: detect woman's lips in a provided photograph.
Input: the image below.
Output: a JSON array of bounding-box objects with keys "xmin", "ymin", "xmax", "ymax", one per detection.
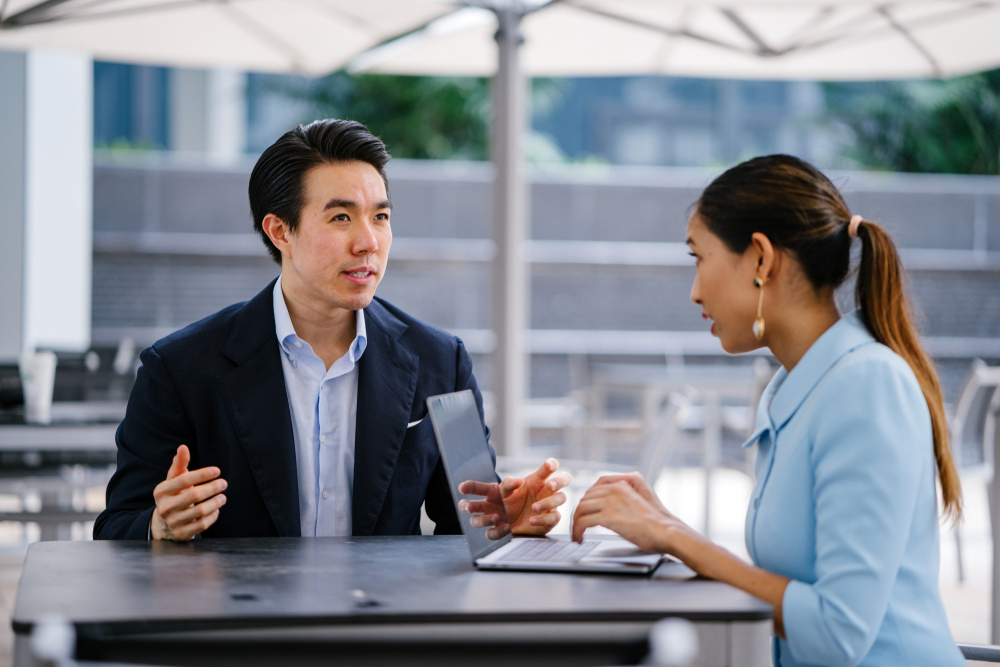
[{"xmin": 710, "ymin": 321, "xmax": 717, "ymax": 336}]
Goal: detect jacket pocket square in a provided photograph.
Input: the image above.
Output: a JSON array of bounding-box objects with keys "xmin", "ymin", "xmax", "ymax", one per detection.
[{"xmin": 407, "ymin": 417, "xmax": 424, "ymax": 429}]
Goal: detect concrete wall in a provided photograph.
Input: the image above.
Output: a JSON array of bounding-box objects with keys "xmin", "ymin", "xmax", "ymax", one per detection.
[{"xmin": 89, "ymin": 156, "xmax": 1000, "ymax": 413}]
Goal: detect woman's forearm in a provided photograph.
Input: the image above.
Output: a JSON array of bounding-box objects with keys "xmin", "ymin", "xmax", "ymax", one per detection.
[{"xmin": 663, "ymin": 524, "xmax": 791, "ymax": 639}]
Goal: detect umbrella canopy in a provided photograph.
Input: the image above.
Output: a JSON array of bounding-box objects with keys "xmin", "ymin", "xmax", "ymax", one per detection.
[
  {"xmin": 351, "ymin": 0, "xmax": 1000, "ymax": 80},
  {"xmin": 6, "ymin": 0, "xmax": 999, "ymax": 80},
  {"xmin": 0, "ymin": 0, "xmax": 455, "ymax": 74}
]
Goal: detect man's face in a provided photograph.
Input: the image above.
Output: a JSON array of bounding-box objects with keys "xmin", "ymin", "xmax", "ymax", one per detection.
[{"xmin": 280, "ymin": 161, "xmax": 392, "ymax": 311}]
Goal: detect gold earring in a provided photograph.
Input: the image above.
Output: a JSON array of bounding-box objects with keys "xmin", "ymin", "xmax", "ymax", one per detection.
[{"xmin": 752, "ymin": 277, "xmax": 766, "ymax": 341}]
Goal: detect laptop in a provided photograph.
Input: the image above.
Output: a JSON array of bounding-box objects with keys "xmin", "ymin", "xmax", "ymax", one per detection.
[{"xmin": 426, "ymin": 390, "xmax": 664, "ymax": 574}]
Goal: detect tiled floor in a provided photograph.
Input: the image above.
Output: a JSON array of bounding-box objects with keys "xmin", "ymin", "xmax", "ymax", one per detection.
[{"xmin": 0, "ymin": 550, "xmax": 25, "ymax": 667}]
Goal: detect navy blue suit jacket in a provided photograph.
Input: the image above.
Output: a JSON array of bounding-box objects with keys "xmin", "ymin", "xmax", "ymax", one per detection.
[{"xmin": 94, "ymin": 279, "xmax": 493, "ymax": 540}]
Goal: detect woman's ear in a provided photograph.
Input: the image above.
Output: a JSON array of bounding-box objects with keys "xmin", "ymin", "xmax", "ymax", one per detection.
[{"xmin": 750, "ymin": 231, "xmax": 778, "ymax": 282}]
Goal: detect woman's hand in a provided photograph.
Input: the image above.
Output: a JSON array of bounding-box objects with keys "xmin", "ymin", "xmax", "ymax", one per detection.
[
  {"xmin": 573, "ymin": 472, "xmax": 791, "ymax": 641},
  {"xmin": 571, "ymin": 476, "xmax": 694, "ymax": 553},
  {"xmin": 590, "ymin": 472, "xmax": 669, "ymax": 516}
]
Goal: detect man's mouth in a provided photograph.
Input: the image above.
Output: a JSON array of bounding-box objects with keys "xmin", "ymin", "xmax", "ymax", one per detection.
[{"xmin": 343, "ymin": 268, "xmax": 376, "ymax": 285}]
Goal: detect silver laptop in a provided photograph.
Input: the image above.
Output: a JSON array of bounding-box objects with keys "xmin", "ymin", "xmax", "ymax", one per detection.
[{"xmin": 426, "ymin": 390, "xmax": 664, "ymax": 574}]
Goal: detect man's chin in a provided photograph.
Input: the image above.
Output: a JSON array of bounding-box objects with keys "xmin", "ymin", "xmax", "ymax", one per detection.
[{"xmin": 336, "ymin": 289, "xmax": 377, "ymax": 312}]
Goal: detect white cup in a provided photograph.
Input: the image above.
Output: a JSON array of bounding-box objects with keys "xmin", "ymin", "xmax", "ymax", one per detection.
[{"xmin": 19, "ymin": 351, "xmax": 58, "ymax": 425}]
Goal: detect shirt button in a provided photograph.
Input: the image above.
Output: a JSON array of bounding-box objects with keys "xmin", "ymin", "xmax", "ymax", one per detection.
[
  {"xmin": 294, "ymin": 341, "xmax": 302, "ymax": 348},
  {"xmin": 320, "ymin": 435, "xmax": 326, "ymax": 444},
  {"xmin": 322, "ymin": 491, "xmax": 329, "ymax": 499}
]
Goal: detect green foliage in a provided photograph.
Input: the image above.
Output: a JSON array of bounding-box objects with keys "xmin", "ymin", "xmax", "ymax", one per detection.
[
  {"xmin": 254, "ymin": 72, "xmax": 567, "ymax": 161},
  {"xmin": 824, "ymin": 69, "xmax": 1000, "ymax": 175}
]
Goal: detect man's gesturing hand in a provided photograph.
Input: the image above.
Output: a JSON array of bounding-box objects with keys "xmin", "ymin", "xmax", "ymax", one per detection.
[
  {"xmin": 150, "ymin": 445, "xmax": 227, "ymax": 540},
  {"xmin": 458, "ymin": 458, "xmax": 571, "ymax": 540}
]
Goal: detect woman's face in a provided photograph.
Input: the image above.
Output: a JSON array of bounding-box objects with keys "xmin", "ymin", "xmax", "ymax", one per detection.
[{"xmin": 686, "ymin": 212, "xmax": 764, "ymax": 354}]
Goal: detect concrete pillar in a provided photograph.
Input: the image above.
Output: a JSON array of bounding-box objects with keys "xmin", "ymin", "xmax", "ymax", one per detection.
[
  {"xmin": 717, "ymin": 80, "xmax": 740, "ymax": 163},
  {"xmin": 169, "ymin": 68, "xmax": 208, "ymax": 152},
  {"xmin": 0, "ymin": 48, "xmax": 93, "ymax": 361},
  {"xmin": 0, "ymin": 51, "xmax": 27, "ymax": 361},
  {"xmin": 490, "ymin": 8, "xmax": 529, "ymax": 457},
  {"xmin": 169, "ymin": 67, "xmax": 246, "ymax": 160}
]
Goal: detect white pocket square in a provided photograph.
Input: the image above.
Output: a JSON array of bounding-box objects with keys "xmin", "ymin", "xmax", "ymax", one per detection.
[{"xmin": 407, "ymin": 417, "xmax": 424, "ymax": 428}]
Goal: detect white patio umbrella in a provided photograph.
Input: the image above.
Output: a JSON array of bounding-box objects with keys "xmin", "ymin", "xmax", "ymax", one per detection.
[
  {"xmin": 0, "ymin": 0, "xmax": 457, "ymax": 74},
  {"xmin": 351, "ymin": 1, "xmax": 1000, "ymax": 80}
]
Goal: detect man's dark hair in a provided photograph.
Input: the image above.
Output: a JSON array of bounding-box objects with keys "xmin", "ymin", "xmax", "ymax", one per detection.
[{"xmin": 249, "ymin": 119, "xmax": 390, "ymax": 264}]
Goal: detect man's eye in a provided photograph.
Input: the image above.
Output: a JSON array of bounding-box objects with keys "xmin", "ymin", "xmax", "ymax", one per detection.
[{"xmin": 333, "ymin": 214, "xmax": 349, "ymax": 221}]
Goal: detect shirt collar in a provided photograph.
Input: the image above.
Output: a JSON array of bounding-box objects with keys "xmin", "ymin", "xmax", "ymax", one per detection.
[
  {"xmin": 741, "ymin": 311, "xmax": 874, "ymax": 449},
  {"xmin": 351, "ymin": 307, "xmax": 367, "ymax": 363},
  {"xmin": 273, "ymin": 275, "xmax": 297, "ymax": 350},
  {"xmin": 273, "ymin": 275, "xmax": 368, "ymax": 363},
  {"xmin": 767, "ymin": 310, "xmax": 875, "ymax": 431}
]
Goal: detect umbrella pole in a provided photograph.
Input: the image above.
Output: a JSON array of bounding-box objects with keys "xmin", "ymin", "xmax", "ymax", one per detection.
[{"xmin": 490, "ymin": 6, "xmax": 528, "ymax": 457}]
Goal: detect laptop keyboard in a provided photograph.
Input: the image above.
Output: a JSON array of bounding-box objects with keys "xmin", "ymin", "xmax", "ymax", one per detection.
[{"xmin": 496, "ymin": 539, "xmax": 600, "ymax": 564}]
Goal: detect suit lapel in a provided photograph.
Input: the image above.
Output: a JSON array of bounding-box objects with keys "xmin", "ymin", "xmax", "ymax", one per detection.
[
  {"xmin": 216, "ymin": 279, "xmax": 301, "ymax": 537},
  {"xmin": 352, "ymin": 299, "xmax": 419, "ymax": 536}
]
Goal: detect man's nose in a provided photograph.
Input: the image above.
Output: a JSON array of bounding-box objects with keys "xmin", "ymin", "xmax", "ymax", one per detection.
[{"xmin": 353, "ymin": 222, "xmax": 379, "ymax": 256}]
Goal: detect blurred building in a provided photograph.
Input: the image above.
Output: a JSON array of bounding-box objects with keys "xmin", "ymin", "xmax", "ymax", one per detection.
[{"xmin": 534, "ymin": 77, "xmax": 837, "ymax": 167}]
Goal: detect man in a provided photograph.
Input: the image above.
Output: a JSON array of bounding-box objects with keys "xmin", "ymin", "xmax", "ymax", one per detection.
[{"xmin": 95, "ymin": 119, "xmax": 568, "ymax": 541}]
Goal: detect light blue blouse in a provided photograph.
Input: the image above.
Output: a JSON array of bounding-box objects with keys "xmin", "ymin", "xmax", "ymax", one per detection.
[{"xmin": 743, "ymin": 311, "xmax": 964, "ymax": 667}]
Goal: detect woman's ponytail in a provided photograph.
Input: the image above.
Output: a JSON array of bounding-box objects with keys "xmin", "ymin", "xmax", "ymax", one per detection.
[{"xmin": 855, "ymin": 221, "xmax": 963, "ymax": 521}]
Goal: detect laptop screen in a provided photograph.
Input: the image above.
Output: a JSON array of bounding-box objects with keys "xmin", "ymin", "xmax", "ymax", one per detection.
[{"xmin": 426, "ymin": 390, "xmax": 513, "ymax": 560}]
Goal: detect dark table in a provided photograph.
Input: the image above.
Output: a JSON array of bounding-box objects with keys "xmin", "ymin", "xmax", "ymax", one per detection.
[{"xmin": 13, "ymin": 536, "xmax": 772, "ymax": 667}]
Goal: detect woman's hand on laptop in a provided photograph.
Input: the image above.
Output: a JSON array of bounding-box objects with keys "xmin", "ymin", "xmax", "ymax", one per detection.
[
  {"xmin": 571, "ymin": 473, "xmax": 688, "ymax": 553},
  {"xmin": 458, "ymin": 458, "xmax": 571, "ymax": 539}
]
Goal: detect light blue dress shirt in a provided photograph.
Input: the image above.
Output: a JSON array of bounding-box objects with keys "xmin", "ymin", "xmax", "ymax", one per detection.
[
  {"xmin": 273, "ymin": 276, "xmax": 367, "ymax": 537},
  {"xmin": 743, "ymin": 311, "xmax": 964, "ymax": 667}
]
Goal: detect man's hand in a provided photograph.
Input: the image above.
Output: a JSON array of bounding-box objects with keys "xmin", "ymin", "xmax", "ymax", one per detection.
[
  {"xmin": 458, "ymin": 458, "xmax": 571, "ymax": 540},
  {"xmin": 150, "ymin": 445, "xmax": 227, "ymax": 541}
]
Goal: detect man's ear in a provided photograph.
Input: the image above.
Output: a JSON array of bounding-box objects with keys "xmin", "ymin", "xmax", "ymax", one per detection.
[{"xmin": 261, "ymin": 214, "xmax": 291, "ymax": 259}]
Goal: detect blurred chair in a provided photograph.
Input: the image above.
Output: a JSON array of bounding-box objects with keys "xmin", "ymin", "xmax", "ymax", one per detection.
[
  {"xmin": 567, "ymin": 359, "xmax": 774, "ymax": 539},
  {"xmin": 960, "ymin": 643, "xmax": 1000, "ymax": 662},
  {"xmin": 0, "ymin": 465, "xmax": 112, "ymax": 541},
  {"xmin": 948, "ymin": 359, "xmax": 1000, "ymax": 584}
]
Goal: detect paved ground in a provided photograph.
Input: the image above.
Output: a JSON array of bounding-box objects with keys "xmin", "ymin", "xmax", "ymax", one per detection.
[{"xmin": 0, "ymin": 466, "xmax": 990, "ymax": 667}]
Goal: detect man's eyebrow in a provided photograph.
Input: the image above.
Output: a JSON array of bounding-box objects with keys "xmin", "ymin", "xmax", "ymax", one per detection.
[
  {"xmin": 321, "ymin": 198, "xmax": 393, "ymax": 211},
  {"xmin": 323, "ymin": 198, "xmax": 356, "ymax": 211}
]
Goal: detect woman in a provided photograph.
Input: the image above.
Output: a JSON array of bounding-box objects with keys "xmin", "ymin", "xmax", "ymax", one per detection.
[{"xmin": 572, "ymin": 155, "xmax": 965, "ymax": 667}]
